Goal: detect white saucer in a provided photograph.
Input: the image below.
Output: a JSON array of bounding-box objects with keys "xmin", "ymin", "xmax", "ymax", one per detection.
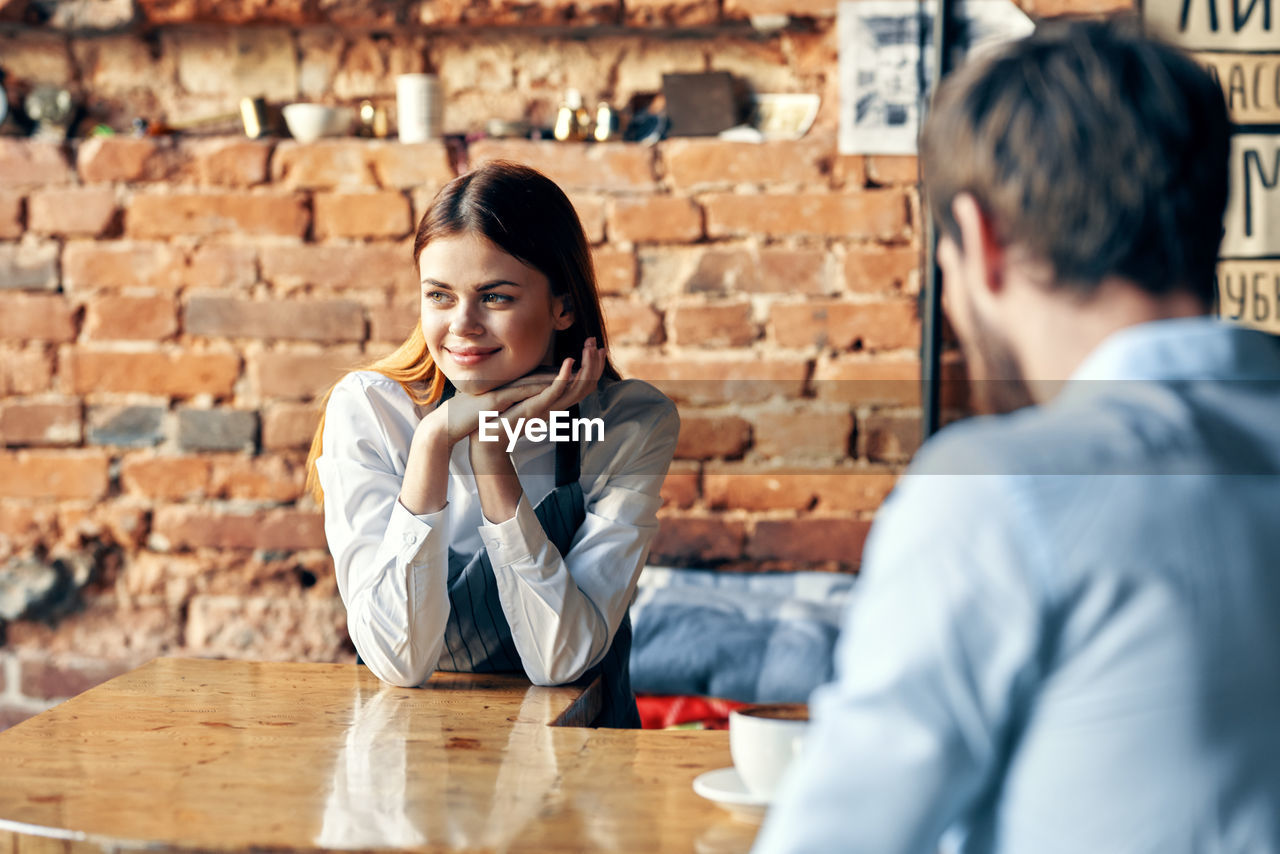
[{"xmin": 692, "ymin": 767, "xmax": 768, "ymax": 821}]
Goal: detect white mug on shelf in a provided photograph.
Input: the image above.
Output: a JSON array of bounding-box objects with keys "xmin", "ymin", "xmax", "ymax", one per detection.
[{"xmin": 396, "ymin": 73, "xmax": 442, "ymax": 143}]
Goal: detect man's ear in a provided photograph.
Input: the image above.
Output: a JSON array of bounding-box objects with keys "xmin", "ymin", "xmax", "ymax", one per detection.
[
  {"xmin": 951, "ymin": 193, "xmax": 1005, "ymax": 297},
  {"xmin": 552, "ymin": 295, "xmax": 575, "ymax": 331}
]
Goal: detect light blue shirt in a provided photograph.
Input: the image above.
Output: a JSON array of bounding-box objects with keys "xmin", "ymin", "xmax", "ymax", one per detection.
[{"xmin": 754, "ymin": 318, "xmax": 1280, "ymax": 854}]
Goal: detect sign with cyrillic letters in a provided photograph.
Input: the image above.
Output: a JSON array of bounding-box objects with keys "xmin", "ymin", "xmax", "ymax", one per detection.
[
  {"xmin": 1217, "ymin": 260, "xmax": 1280, "ymax": 334},
  {"xmin": 1196, "ymin": 53, "xmax": 1280, "ymax": 123},
  {"xmin": 1145, "ymin": 0, "xmax": 1277, "ymax": 51},
  {"xmin": 1223, "ymin": 135, "xmax": 1280, "ymax": 258}
]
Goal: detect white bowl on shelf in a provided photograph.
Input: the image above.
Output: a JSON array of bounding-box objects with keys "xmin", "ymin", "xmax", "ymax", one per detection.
[
  {"xmin": 752, "ymin": 93, "xmax": 820, "ymax": 140},
  {"xmin": 282, "ymin": 103, "xmax": 353, "ymax": 143}
]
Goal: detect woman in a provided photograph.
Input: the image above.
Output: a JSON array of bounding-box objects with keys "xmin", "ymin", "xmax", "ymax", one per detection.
[{"xmin": 306, "ymin": 161, "xmax": 678, "ymax": 728}]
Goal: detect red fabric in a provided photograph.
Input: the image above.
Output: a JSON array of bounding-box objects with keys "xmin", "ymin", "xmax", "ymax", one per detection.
[{"xmin": 636, "ymin": 694, "xmax": 749, "ymax": 730}]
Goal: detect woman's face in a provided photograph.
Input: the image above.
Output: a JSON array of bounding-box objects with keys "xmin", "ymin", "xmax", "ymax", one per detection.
[{"xmin": 419, "ymin": 231, "xmax": 573, "ymax": 395}]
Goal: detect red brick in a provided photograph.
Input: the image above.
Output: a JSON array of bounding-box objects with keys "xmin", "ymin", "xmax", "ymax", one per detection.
[
  {"xmin": 126, "ymin": 192, "xmax": 309, "ymax": 238},
  {"xmin": 650, "ymin": 515, "xmax": 747, "ymax": 564},
  {"xmin": 0, "ymin": 500, "xmax": 59, "ymax": 552},
  {"xmin": 61, "ymin": 240, "xmax": 186, "ymax": 293},
  {"xmin": 660, "ymin": 462, "xmax": 700, "ymax": 509},
  {"xmin": 603, "ymin": 297, "xmax": 664, "ymax": 346},
  {"xmin": 469, "ymin": 140, "xmax": 656, "ymax": 192},
  {"xmin": 209, "ymin": 454, "xmax": 306, "ymax": 502},
  {"xmin": 0, "ymin": 294, "xmax": 77, "ymax": 342},
  {"xmin": 1027, "ymin": 0, "xmax": 1131, "ymax": 16},
  {"xmin": 813, "ymin": 356, "xmax": 922, "ymax": 407},
  {"xmin": 260, "ymin": 243, "xmax": 417, "ymax": 292},
  {"xmin": 592, "ymin": 247, "xmax": 637, "ymax": 294},
  {"xmin": 0, "ymin": 398, "xmax": 82, "ymax": 446},
  {"xmin": 185, "ymin": 296, "xmax": 364, "ymax": 342},
  {"xmin": 758, "ymin": 248, "xmax": 830, "ymax": 295},
  {"xmin": 152, "ymin": 506, "xmax": 326, "ymax": 551},
  {"xmin": 368, "ymin": 298, "xmax": 418, "ymax": 344},
  {"xmin": 607, "ymin": 196, "xmax": 702, "ymax": 243},
  {"xmin": 83, "ymin": 501, "xmax": 151, "ymax": 550},
  {"xmin": 859, "ymin": 412, "xmax": 922, "ymax": 463},
  {"xmin": 770, "ymin": 299, "xmax": 920, "ymax": 352},
  {"xmin": 674, "ymin": 414, "xmax": 752, "ymax": 460},
  {"xmin": 704, "ymin": 190, "xmax": 911, "ymax": 240},
  {"xmin": 0, "ymin": 450, "xmax": 109, "ymax": 499},
  {"xmin": 188, "ymin": 138, "xmax": 272, "ymax": 187},
  {"xmin": 866, "ymin": 156, "xmax": 919, "ymax": 186},
  {"xmin": 272, "ymin": 140, "xmax": 379, "ymax": 190},
  {"xmin": 64, "ymin": 349, "xmax": 241, "ymax": 397},
  {"xmin": 314, "ymin": 190, "xmax": 413, "ymax": 240},
  {"xmin": 262, "ymin": 402, "xmax": 322, "ymax": 450},
  {"xmin": 640, "ymin": 246, "xmax": 756, "ymax": 296},
  {"xmin": 624, "ymin": 0, "xmax": 719, "ymax": 26},
  {"xmin": 27, "ymin": 187, "xmax": 118, "ymax": 236},
  {"xmin": 670, "ymin": 302, "xmax": 756, "ymax": 347},
  {"xmin": 19, "ymin": 654, "xmax": 128, "ymax": 700},
  {"xmin": 76, "ymin": 137, "xmax": 161, "ymax": 183},
  {"xmin": 0, "ymin": 240, "xmax": 58, "ymax": 291},
  {"xmin": 703, "ymin": 465, "xmax": 897, "ymax": 513},
  {"xmin": 248, "ymin": 347, "xmax": 362, "ymax": 399},
  {"xmin": 84, "ymin": 294, "xmax": 178, "ymax": 340},
  {"xmin": 752, "ymin": 410, "xmax": 852, "ymax": 459},
  {"xmin": 620, "ymin": 356, "xmax": 809, "ymax": 404},
  {"xmin": 0, "ymin": 139, "xmax": 73, "ymax": 186},
  {"xmin": 0, "ymin": 345, "xmax": 55, "ymax": 395},
  {"xmin": 748, "ymin": 518, "xmax": 872, "ymax": 566},
  {"xmin": 367, "ymin": 141, "xmax": 455, "ymax": 189},
  {"xmin": 832, "ymin": 154, "xmax": 866, "ymax": 189},
  {"xmin": 569, "ymin": 194, "xmax": 606, "ymax": 245},
  {"xmin": 723, "ymin": 0, "xmax": 836, "ymax": 15},
  {"xmin": 0, "ymin": 190, "xmax": 22, "ymax": 239},
  {"xmin": 844, "ymin": 245, "xmax": 921, "ymax": 295},
  {"xmin": 119, "ymin": 454, "xmax": 211, "ymax": 500},
  {"xmin": 662, "ymin": 138, "xmax": 828, "ymax": 189},
  {"xmin": 186, "ymin": 243, "xmax": 258, "ymax": 290}
]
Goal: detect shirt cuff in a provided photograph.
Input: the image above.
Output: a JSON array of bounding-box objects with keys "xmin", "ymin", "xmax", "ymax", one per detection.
[
  {"xmin": 478, "ymin": 495, "xmax": 546, "ymax": 566},
  {"xmin": 387, "ymin": 498, "xmax": 446, "ymax": 563}
]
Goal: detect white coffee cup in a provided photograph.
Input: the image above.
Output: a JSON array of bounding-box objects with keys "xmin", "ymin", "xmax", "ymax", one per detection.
[
  {"xmin": 729, "ymin": 703, "xmax": 809, "ymax": 801},
  {"xmin": 396, "ymin": 73, "xmax": 442, "ymax": 143}
]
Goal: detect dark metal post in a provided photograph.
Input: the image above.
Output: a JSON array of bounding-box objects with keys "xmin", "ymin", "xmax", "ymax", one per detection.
[{"xmin": 920, "ymin": 0, "xmax": 953, "ymax": 441}]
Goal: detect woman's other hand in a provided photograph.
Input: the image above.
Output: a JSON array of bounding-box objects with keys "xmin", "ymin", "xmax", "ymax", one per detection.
[
  {"xmin": 417, "ymin": 374, "xmax": 554, "ymax": 449},
  {"xmin": 492, "ymin": 338, "xmax": 606, "ymax": 432}
]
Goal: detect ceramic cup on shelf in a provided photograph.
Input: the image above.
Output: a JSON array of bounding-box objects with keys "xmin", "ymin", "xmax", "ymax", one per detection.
[
  {"xmin": 728, "ymin": 703, "xmax": 809, "ymax": 801},
  {"xmin": 396, "ymin": 73, "xmax": 442, "ymax": 143}
]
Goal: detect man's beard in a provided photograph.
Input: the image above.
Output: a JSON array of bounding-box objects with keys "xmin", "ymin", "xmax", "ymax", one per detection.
[{"xmin": 964, "ymin": 304, "xmax": 1034, "ymax": 416}]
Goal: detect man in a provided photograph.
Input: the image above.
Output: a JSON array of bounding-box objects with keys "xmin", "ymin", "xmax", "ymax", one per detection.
[{"xmin": 754, "ymin": 18, "xmax": 1280, "ymax": 854}]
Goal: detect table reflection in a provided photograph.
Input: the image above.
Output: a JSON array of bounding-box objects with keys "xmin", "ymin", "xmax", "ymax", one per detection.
[{"xmin": 317, "ymin": 680, "xmax": 568, "ymax": 850}]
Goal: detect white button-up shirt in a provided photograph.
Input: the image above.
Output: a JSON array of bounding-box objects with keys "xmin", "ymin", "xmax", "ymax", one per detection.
[{"xmin": 316, "ymin": 372, "xmax": 679, "ymax": 689}]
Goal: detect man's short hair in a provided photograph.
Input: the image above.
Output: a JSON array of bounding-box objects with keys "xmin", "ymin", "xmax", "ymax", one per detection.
[{"xmin": 920, "ymin": 17, "xmax": 1230, "ymax": 305}]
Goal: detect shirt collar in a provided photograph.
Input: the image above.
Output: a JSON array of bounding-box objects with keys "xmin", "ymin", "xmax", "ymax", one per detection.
[{"xmin": 1067, "ymin": 316, "xmax": 1280, "ymax": 384}]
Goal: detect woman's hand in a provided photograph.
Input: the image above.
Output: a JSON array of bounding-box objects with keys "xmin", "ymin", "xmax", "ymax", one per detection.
[
  {"xmin": 493, "ymin": 338, "xmax": 606, "ymax": 430},
  {"xmin": 466, "ymin": 339, "xmax": 605, "ymax": 519},
  {"xmin": 417, "ymin": 373, "xmax": 554, "ymax": 449}
]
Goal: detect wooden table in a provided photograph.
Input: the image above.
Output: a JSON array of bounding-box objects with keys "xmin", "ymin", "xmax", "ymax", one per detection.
[{"xmin": 0, "ymin": 658, "xmax": 760, "ymax": 853}]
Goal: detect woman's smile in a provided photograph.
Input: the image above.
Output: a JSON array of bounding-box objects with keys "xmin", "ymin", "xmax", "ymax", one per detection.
[{"xmin": 444, "ymin": 345, "xmax": 501, "ymax": 367}]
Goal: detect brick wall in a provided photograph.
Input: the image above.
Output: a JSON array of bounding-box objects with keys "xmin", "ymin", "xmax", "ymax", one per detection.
[{"xmin": 0, "ymin": 0, "xmax": 1123, "ymax": 728}]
